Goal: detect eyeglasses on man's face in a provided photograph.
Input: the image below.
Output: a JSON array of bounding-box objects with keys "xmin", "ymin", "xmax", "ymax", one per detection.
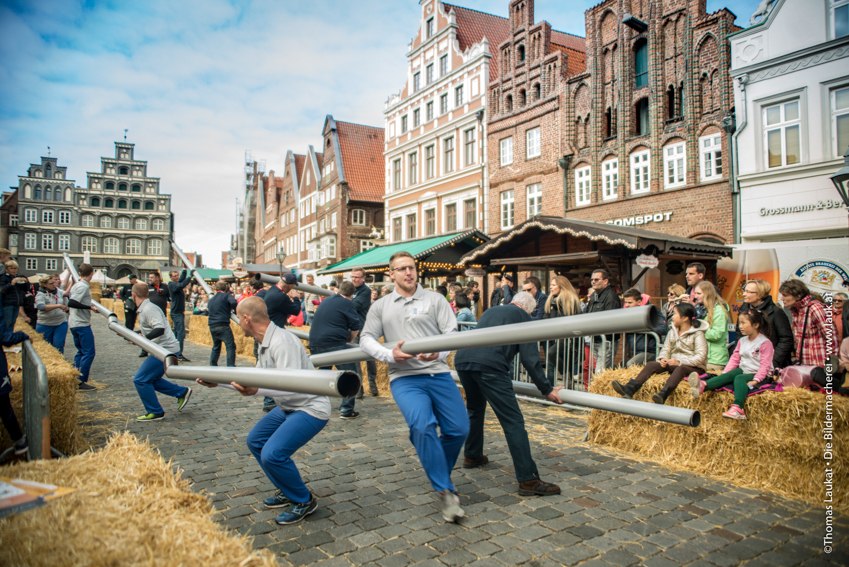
[
  {"xmin": 590, "ymin": 278, "xmax": 603, "ymax": 283},
  {"xmin": 391, "ymin": 265, "xmax": 416, "ymax": 273}
]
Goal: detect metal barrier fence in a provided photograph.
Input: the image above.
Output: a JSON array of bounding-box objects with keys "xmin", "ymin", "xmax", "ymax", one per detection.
[
  {"xmin": 458, "ymin": 320, "xmax": 661, "ymax": 399},
  {"xmin": 21, "ymin": 340, "xmax": 63, "ymax": 460}
]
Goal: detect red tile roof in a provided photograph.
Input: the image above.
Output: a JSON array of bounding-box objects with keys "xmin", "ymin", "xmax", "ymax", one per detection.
[
  {"xmin": 551, "ymin": 30, "xmax": 586, "ymax": 53},
  {"xmin": 336, "ymin": 121, "xmax": 385, "ymax": 203},
  {"xmin": 444, "ymin": 4, "xmax": 511, "ymax": 81}
]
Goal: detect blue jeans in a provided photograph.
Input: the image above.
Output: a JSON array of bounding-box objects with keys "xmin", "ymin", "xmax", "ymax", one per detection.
[
  {"xmin": 36, "ymin": 322, "xmax": 68, "ymax": 354},
  {"xmin": 390, "ymin": 372, "xmax": 469, "ymax": 493},
  {"xmin": 133, "ymin": 355, "xmax": 188, "ymax": 415},
  {"xmin": 246, "ymin": 407, "xmax": 327, "ymax": 503},
  {"xmin": 2, "ymin": 305, "xmax": 18, "ymax": 333},
  {"xmin": 71, "ymin": 326, "xmax": 96, "ymax": 383},
  {"xmin": 171, "ymin": 312, "xmax": 185, "ymax": 355},
  {"xmin": 457, "ymin": 369, "xmax": 539, "ymax": 482},
  {"xmin": 209, "ymin": 324, "xmax": 236, "ymax": 367},
  {"xmin": 311, "ymin": 344, "xmax": 359, "ymax": 416}
]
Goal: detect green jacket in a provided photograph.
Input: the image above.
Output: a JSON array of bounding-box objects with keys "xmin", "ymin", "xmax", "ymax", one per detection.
[{"xmin": 704, "ymin": 304, "xmax": 730, "ymax": 367}]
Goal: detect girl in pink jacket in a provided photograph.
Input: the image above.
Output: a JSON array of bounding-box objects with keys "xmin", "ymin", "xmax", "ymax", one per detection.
[{"xmin": 689, "ymin": 309, "xmax": 774, "ymax": 420}]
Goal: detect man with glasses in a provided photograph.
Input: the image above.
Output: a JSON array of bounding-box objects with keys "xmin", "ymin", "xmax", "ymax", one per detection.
[
  {"xmin": 350, "ymin": 268, "xmax": 379, "ymax": 396},
  {"xmin": 521, "ymin": 276, "xmax": 547, "ymax": 320},
  {"xmin": 585, "ymin": 269, "xmax": 621, "ymax": 372},
  {"xmin": 360, "ymin": 252, "xmax": 469, "ymax": 523}
]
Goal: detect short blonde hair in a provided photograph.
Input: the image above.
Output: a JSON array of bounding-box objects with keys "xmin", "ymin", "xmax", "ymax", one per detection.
[
  {"xmin": 5, "ymin": 260, "xmax": 18, "ymax": 269},
  {"xmin": 744, "ymin": 279, "xmax": 771, "ymax": 299}
]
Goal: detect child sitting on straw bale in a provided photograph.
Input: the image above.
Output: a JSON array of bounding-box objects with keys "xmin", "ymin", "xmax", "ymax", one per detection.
[
  {"xmin": 0, "ymin": 312, "xmax": 31, "ymax": 457},
  {"xmin": 611, "ymin": 302, "xmax": 707, "ymax": 405},
  {"xmin": 688, "ymin": 309, "xmax": 774, "ymax": 420}
]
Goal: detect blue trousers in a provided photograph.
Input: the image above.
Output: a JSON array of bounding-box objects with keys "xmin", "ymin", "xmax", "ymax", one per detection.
[
  {"xmin": 311, "ymin": 344, "xmax": 358, "ymax": 415},
  {"xmin": 2, "ymin": 305, "xmax": 18, "ymax": 334},
  {"xmin": 133, "ymin": 355, "xmax": 188, "ymax": 415},
  {"xmin": 71, "ymin": 326, "xmax": 96, "ymax": 383},
  {"xmin": 246, "ymin": 407, "xmax": 327, "ymax": 504},
  {"xmin": 390, "ymin": 372, "xmax": 469, "ymax": 493},
  {"xmin": 209, "ymin": 324, "xmax": 236, "ymax": 367},
  {"xmin": 171, "ymin": 312, "xmax": 185, "ymax": 355},
  {"xmin": 36, "ymin": 322, "xmax": 68, "ymax": 354}
]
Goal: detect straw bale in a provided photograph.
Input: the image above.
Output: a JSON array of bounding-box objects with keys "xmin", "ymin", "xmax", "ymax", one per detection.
[
  {"xmin": 0, "ymin": 322, "xmax": 85, "ymax": 455},
  {"xmin": 588, "ymin": 367, "xmax": 849, "ymax": 512},
  {"xmin": 0, "ymin": 432, "xmax": 277, "ymax": 567}
]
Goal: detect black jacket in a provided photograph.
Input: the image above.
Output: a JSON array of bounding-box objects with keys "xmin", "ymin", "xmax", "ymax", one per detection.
[
  {"xmin": 263, "ymin": 285, "xmax": 301, "ymax": 328},
  {"xmin": 351, "ymin": 282, "xmax": 372, "ymax": 325},
  {"xmin": 167, "ymin": 270, "xmax": 192, "ymax": 314},
  {"xmin": 738, "ymin": 296, "xmax": 794, "ymax": 368},
  {"xmin": 207, "ymin": 292, "xmax": 237, "ymax": 326},
  {"xmin": 586, "ymin": 285, "xmax": 621, "ymax": 314},
  {"xmin": 455, "ymin": 304, "xmax": 552, "ymax": 396},
  {"xmin": 148, "ymin": 283, "xmax": 170, "ymax": 314}
]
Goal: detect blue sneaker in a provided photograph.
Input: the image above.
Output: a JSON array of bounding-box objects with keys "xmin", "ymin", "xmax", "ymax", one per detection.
[
  {"xmin": 275, "ymin": 496, "xmax": 318, "ymax": 525},
  {"xmin": 263, "ymin": 491, "xmax": 290, "ymax": 509}
]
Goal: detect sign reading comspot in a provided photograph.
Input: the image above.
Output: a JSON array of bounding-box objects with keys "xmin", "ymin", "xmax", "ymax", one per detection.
[{"xmin": 606, "ymin": 211, "xmax": 673, "ymax": 227}]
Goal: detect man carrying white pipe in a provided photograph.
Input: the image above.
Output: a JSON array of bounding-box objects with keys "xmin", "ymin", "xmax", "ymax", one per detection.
[
  {"xmin": 454, "ymin": 291, "xmax": 562, "ymax": 497},
  {"xmin": 360, "ymin": 251, "xmax": 469, "ymax": 523},
  {"xmin": 196, "ymin": 297, "xmax": 330, "ymax": 525},
  {"xmin": 131, "ymin": 283, "xmax": 192, "ymax": 422},
  {"xmin": 167, "ymin": 269, "xmax": 194, "ymax": 362},
  {"xmin": 66, "ymin": 263, "xmax": 98, "ymax": 391}
]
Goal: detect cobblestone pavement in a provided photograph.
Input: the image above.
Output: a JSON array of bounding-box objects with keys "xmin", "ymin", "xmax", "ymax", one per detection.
[{"xmin": 71, "ymin": 318, "xmax": 848, "ymax": 566}]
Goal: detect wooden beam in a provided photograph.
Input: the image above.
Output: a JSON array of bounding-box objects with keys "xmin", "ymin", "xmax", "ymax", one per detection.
[{"xmin": 491, "ymin": 252, "xmax": 601, "ymax": 266}]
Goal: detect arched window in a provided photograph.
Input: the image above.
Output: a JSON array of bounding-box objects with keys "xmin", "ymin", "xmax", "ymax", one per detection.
[
  {"xmin": 634, "ymin": 39, "xmax": 648, "ymax": 88},
  {"xmin": 519, "ymin": 89, "xmax": 527, "ymax": 106},
  {"xmin": 533, "ymin": 82, "xmax": 541, "ymax": 100},
  {"xmin": 34, "ymin": 186, "xmax": 42, "ymax": 200},
  {"xmin": 81, "ymin": 236, "xmax": 97, "ymax": 253},
  {"xmin": 667, "ymin": 85, "xmax": 676, "ymax": 120},
  {"xmin": 131, "ymin": 184, "xmax": 142, "ymax": 192},
  {"xmin": 104, "ymin": 237, "xmax": 120, "ymax": 254},
  {"xmin": 125, "ymin": 239, "xmax": 142, "ymax": 255},
  {"xmin": 100, "ymin": 216, "xmax": 112, "ymax": 228},
  {"xmin": 81, "ymin": 214, "xmax": 95, "ymax": 227},
  {"xmin": 131, "ymin": 200, "xmax": 141, "ymax": 210},
  {"xmin": 117, "ymin": 217, "xmax": 130, "ymax": 229},
  {"xmin": 64, "ymin": 187, "xmax": 72, "ymax": 201},
  {"xmin": 118, "ymin": 166, "xmax": 129, "ymax": 175},
  {"xmin": 105, "ymin": 181, "xmax": 115, "ymax": 190},
  {"xmin": 605, "ymin": 107, "xmax": 613, "ymax": 138},
  {"xmin": 104, "ymin": 198, "xmax": 114, "ymax": 208},
  {"xmin": 135, "ymin": 218, "xmax": 148, "ymax": 230},
  {"xmin": 118, "ymin": 183, "xmax": 127, "ymax": 191},
  {"xmin": 506, "ymin": 95, "xmax": 513, "ymax": 112},
  {"xmin": 117, "ymin": 199, "xmax": 127, "ymax": 209},
  {"xmin": 679, "ymin": 81, "xmax": 685, "ymax": 116},
  {"xmin": 144, "ymin": 201, "xmax": 155, "ymax": 210},
  {"xmin": 517, "ymin": 44, "xmax": 526, "ymax": 62},
  {"xmin": 91, "ymin": 197, "xmax": 101, "ymax": 207},
  {"xmin": 634, "ymin": 98, "xmax": 650, "ymax": 136},
  {"xmin": 53, "ymin": 188, "xmax": 62, "ymax": 201},
  {"xmin": 152, "ymin": 219, "xmax": 165, "ymax": 231},
  {"xmin": 147, "ymin": 239, "xmax": 163, "ymax": 256},
  {"xmin": 23, "ymin": 184, "xmax": 31, "ymax": 199}
]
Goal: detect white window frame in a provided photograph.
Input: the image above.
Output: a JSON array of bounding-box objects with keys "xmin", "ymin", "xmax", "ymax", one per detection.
[
  {"xmin": 24, "ymin": 208, "xmax": 37, "ymax": 223},
  {"xmin": 147, "ymin": 239, "xmax": 162, "ymax": 256},
  {"xmin": 45, "ymin": 259, "xmax": 58, "ymax": 271},
  {"xmin": 81, "ymin": 236, "xmax": 97, "ymax": 253},
  {"xmin": 424, "ymin": 207, "xmax": 437, "ymax": 236},
  {"xmin": 444, "ymin": 202, "xmax": 458, "ymax": 232},
  {"xmin": 763, "ymin": 99, "xmax": 802, "ymax": 169},
  {"xmin": 500, "ymin": 190, "xmax": 515, "ymax": 230},
  {"xmin": 526, "ymin": 127, "xmax": 540, "ymax": 159},
  {"xmin": 117, "ymin": 217, "xmax": 130, "ymax": 229},
  {"xmin": 25, "ymin": 258, "xmax": 37, "ymax": 271},
  {"xmin": 135, "ymin": 218, "xmax": 148, "ymax": 230},
  {"xmin": 104, "ymin": 237, "xmax": 120, "ymax": 254},
  {"xmin": 152, "ymin": 218, "xmax": 165, "ymax": 231},
  {"xmin": 81, "ymin": 214, "xmax": 94, "ymax": 227},
  {"xmin": 831, "ymin": 0, "xmax": 849, "ymax": 39},
  {"xmin": 425, "ymin": 145, "xmax": 435, "ymax": 179},
  {"xmin": 500, "ymin": 137, "xmax": 513, "ymax": 166},
  {"xmin": 601, "ymin": 158, "xmax": 619, "ymax": 200},
  {"xmin": 699, "ymin": 134, "xmax": 723, "ymax": 181},
  {"xmin": 526, "ymin": 183, "xmax": 542, "ymax": 217},
  {"xmin": 24, "ymin": 233, "xmax": 36, "ymax": 250},
  {"xmin": 443, "ymin": 136, "xmax": 455, "ymax": 174},
  {"xmin": 575, "ymin": 166, "xmax": 592, "ymax": 206},
  {"xmin": 41, "ymin": 233, "xmax": 53, "ymax": 250},
  {"xmin": 408, "ymin": 151, "xmax": 418, "ymax": 185},
  {"xmin": 58, "ymin": 210, "xmax": 71, "ymax": 224},
  {"xmin": 352, "ymin": 209, "xmax": 366, "ymax": 225},
  {"xmin": 663, "ymin": 142, "xmax": 686, "ymax": 189},
  {"xmin": 42, "ymin": 209, "xmax": 54, "ymax": 224},
  {"xmin": 58, "ymin": 234, "xmax": 70, "ymax": 251},
  {"xmin": 464, "ymin": 128, "xmax": 476, "ymax": 167},
  {"xmin": 125, "ymin": 239, "xmax": 141, "ymax": 255},
  {"xmin": 360, "ymin": 240, "xmax": 377, "ymax": 252},
  {"xmin": 630, "ymin": 150, "xmax": 651, "ymax": 194},
  {"xmin": 831, "ymin": 85, "xmax": 849, "ymax": 158}
]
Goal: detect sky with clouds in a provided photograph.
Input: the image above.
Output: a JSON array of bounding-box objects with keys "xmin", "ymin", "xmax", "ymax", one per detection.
[{"xmin": 0, "ymin": 0, "xmax": 759, "ymax": 268}]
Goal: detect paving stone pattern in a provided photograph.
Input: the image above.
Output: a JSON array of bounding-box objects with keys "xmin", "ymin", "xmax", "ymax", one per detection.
[{"xmin": 71, "ymin": 319, "xmax": 848, "ymax": 566}]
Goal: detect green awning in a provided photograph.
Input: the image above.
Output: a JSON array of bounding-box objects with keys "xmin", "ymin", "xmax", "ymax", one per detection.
[
  {"xmin": 319, "ymin": 230, "xmax": 490, "ymax": 275},
  {"xmin": 196, "ymin": 268, "xmax": 233, "ymax": 280}
]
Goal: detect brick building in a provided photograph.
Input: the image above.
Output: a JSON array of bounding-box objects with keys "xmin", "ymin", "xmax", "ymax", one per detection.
[
  {"xmin": 487, "ymin": 0, "xmax": 586, "ymax": 235},
  {"xmin": 487, "ymin": 0, "xmax": 739, "ymax": 245},
  {"xmin": 383, "ymin": 0, "xmax": 510, "ymax": 243},
  {"xmin": 275, "ymin": 151, "xmax": 305, "ymax": 268}
]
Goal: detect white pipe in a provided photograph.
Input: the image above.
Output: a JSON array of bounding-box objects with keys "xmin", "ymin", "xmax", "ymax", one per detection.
[{"xmin": 164, "ymin": 365, "xmax": 360, "ymax": 398}]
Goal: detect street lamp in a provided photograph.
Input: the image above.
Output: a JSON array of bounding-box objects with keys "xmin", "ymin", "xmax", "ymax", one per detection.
[
  {"xmin": 830, "ymin": 147, "xmax": 849, "ymax": 211},
  {"xmin": 276, "ymin": 248, "xmax": 286, "ymax": 278}
]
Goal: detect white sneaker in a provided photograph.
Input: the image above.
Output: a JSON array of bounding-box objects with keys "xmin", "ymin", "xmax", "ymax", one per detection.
[
  {"xmin": 687, "ymin": 372, "xmax": 704, "ymax": 399},
  {"xmin": 440, "ymin": 490, "xmax": 465, "ymax": 523}
]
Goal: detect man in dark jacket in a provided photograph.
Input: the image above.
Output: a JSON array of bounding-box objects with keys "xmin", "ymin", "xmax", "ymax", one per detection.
[
  {"xmin": 121, "ymin": 274, "xmax": 138, "ymax": 331},
  {"xmin": 454, "ymin": 291, "xmax": 562, "ymax": 497},
  {"xmin": 586, "ymin": 268, "xmax": 621, "ymax": 371},
  {"xmin": 263, "ymin": 273, "xmax": 301, "ymax": 329},
  {"xmin": 521, "ymin": 276, "xmax": 547, "ymax": 320},
  {"xmin": 168, "ymin": 269, "xmax": 193, "ymax": 361},
  {"xmin": 309, "ymin": 281, "xmax": 362, "ymax": 418},
  {"xmin": 350, "ymin": 268, "xmax": 378, "ymax": 396},
  {"xmin": 207, "ymin": 281, "xmax": 237, "ymax": 367}
]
